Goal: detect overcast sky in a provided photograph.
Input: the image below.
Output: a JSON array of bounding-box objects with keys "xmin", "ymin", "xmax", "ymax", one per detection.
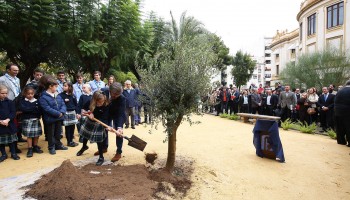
[{"xmin": 140, "ymin": 0, "xmax": 303, "ymax": 57}]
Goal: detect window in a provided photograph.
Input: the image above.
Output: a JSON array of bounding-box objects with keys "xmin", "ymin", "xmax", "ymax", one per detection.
[
  {"xmin": 265, "ymin": 53, "xmax": 271, "ymax": 57},
  {"xmin": 299, "ymin": 23, "xmax": 303, "ymax": 41},
  {"xmin": 265, "ymin": 60, "xmax": 271, "ymax": 64},
  {"xmin": 265, "ymin": 46, "xmax": 270, "ymax": 50},
  {"xmin": 276, "ymin": 65, "xmax": 279, "ymax": 75},
  {"xmin": 253, "ymin": 75, "xmax": 257, "ymax": 79},
  {"xmin": 307, "ymin": 13, "xmax": 316, "ymax": 35},
  {"xmin": 327, "ymin": 2, "xmax": 344, "ymax": 29},
  {"xmin": 291, "ymin": 49, "xmax": 296, "ymax": 54},
  {"xmin": 276, "ymin": 54, "xmax": 279, "ymax": 58}
]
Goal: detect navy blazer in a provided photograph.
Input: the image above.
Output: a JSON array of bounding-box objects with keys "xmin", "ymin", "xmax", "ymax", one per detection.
[
  {"xmin": 39, "ymin": 91, "xmax": 66, "ymax": 124},
  {"xmin": 102, "ymin": 88, "xmax": 126, "ymax": 128},
  {"xmin": 318, "ymin": 93, "xmax": 335, "ymax": 110},
  {"xmin": 0, "ymin": 98, "xmax": 17, "ymax": 135},
  {"xmin": 122, "ymin": 88, "xmax": 139, "ymax": 108}
]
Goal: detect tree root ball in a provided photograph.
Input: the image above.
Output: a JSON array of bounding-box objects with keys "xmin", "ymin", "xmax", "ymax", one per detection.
[{"xmin": 145, "ymin": 152, "xmax": 158, "ymax": 164}]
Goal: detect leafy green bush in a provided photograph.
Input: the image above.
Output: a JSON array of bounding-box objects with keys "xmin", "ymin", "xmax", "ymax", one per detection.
[
  {"xmin": 296, "ymin": 121, "xmax": 317, "ymax": 134},
  {"xmin": 281, "ymin": 118, "xmax": 293, "ymax": 130},
  {"xmin": 326, "ymin": 129, "xmax": 337, "ymax": 139},
  {"xmin": 228, "ymin": 114, "xmax": 240, "ymax": 120},
  {"xmin": 219, "ymin": 113, "xmax": 230, "ymax": 118}
]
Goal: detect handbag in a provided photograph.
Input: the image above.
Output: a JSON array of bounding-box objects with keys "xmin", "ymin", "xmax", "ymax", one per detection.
[{"xmin": 307, "ymin": 107, "xmax": 316, "ymax": 115}]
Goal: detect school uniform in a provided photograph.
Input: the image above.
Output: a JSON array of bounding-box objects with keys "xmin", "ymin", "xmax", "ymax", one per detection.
[
  {"xmin": 18, "ymin": 98, "xmax": 42, "ymax": 138},
  {"xmin": 39, "ymin": 91, "xmax": 66, "ymax": 152},
  {"xmin": 0, "ymin": 98, "xmax": 18, "ymax": 144},
  {"xmin": 79, "ymin": 105, "xmax": 109, "ymax": 143},
  {"xmin": 59, "ymin": 93, "xmax": 78, "ymax": 126},
  {"xmin": 89, "ymin": 80, "xmax": 105, "ymax": 93},
  {"xmin": 73, "ymin": 82, "xmax": 84, "ymax": 103}
]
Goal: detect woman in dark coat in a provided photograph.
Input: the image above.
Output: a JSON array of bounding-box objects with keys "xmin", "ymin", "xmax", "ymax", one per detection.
[{"xmin": 297, "ymin": 93, "xmax": 309, "ymax": 125}]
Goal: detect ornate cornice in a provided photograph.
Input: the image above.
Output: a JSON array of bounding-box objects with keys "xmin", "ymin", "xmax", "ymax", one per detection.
[
  {"xmin": 270, "ymin": 29, "xmax": 299, "ymax": 49},
  {"xmin": 297, "ymin": 0, "xmax": 324, "ymax": 21}
]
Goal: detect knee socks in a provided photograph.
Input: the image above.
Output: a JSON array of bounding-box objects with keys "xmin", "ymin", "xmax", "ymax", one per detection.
[
  {"xmin": 0, "ymin": 144, "xmax": 6, "ymax": 156},
  {"xmin": 97, "ymin": 142, "xmax": 104, "ymax": 158}
]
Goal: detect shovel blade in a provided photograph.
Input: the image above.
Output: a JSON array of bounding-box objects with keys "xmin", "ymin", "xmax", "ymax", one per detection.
[{"xmin": 127, "ymin": 135, "xmax": 147, "ymax": 151}]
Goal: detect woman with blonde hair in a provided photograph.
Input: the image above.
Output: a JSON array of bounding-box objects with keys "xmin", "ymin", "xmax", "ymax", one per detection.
[{"xmin": 307, "ymin": 87, "xmax": 319, "ymax": 124}]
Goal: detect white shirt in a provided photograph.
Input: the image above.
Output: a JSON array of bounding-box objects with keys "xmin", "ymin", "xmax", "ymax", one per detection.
[{"xmin": 267, "ymin": 95, "xmax": 271, "ymax": 105}]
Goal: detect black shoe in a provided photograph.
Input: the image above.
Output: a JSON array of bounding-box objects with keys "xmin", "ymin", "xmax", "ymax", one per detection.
[
  {"xmin": 49, "ymin": 149, "xmax": 56, "ymax": 155},
  {"xmin": 125, "ymin": 125, "xmax": 129, "ymax": 129},
  {"xmin": 76, "ymin": 146, "xmax": 89, "ymax": 156},
  {"xmin": 17, "ymin": 138, "xmax": 27, "ymax": 143},
  {"xmin": 56, "ymin": 145, "xmax": 68, "ymax": 150},
  {"xmin": 33, "ymin": 146, "xmax": 43, "ymax": 154},
  {"xmin": 16, "ymin": 148, "xmax": 22, "ymax": 154},
  {"xmin": 0, "ymin": 155, "xmax": 8, "ymax": 162},
  {"xmin": 27, "ymin": 148, "xmax": 33, "ymax": 158},
  {"xmin": 11, "ymin": 154, "xmax": 20, "ymax": 160},
  {"xmin": 68, "ymin": 142, "xmax": 79, "ymax": 147},
  {"xmin": 96, "ymin": 157, "xmax": 104, "ymax": 166},
  {"xmin": 131, "ymin": 126, "xmax": 135, "ymax": 129}
]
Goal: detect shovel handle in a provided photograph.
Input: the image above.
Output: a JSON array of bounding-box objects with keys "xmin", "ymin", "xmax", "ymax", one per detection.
[{"xmin": 90, "ymin": 117, "xmax": 118, "ymax": 133}]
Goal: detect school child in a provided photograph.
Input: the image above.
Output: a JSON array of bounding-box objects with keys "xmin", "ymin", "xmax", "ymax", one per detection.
[
  {"xmin": 18, "ymin": 87, "xmax": 43, "ymax": 157},
  {"xmin": 59, "ymin": 82, "xmax": 79, "ymax": 147},
  {"xmin": 38, "ymin": 75, "xmax": 67, "ymax": 155},
  {"xmin": 76, "ymin": 91, "xmax": 113, "ymax": 166},
  {"xmin": 0, "ymin": 85, "xmax": 20, "ymax": 162},
  {"xmin": 76, "ymin": 84, "xmax": 93, "ymax": 139}
]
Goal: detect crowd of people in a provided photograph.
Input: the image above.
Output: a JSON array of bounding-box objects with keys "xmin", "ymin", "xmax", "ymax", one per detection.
[
  {"xmin": 204, "ymin": 82, "xmax": 350, "ymax": 147},
  {"xmin": 0, "ymin": 63, "xmax": 147, "ymax": 166}
]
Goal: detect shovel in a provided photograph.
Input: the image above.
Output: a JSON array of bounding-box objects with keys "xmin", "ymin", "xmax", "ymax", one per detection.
[{"xmin": 91, "ymin": 118, "xmax": 147, "ymax": 152}]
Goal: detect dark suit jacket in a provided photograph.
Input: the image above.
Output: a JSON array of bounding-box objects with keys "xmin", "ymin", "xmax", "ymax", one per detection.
[
  {"xmin": 102, "ymin": 88, "xmax": 126, "ymax": 128},
  {"xmin": 219, "ymin": 90, "xmax": 230, "ymax": 102},
  {"xmin": 122, "ymin": 88, "xmax": 139, "ymax": 108},
  {"xmin": 317, "ymin": 93, "xmax": 335, "ymax": 110}
]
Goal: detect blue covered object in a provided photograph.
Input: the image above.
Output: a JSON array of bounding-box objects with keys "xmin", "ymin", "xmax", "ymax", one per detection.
[{"xmin": 253, "ymin": 119, "xmax": 285, "ymax": 162}]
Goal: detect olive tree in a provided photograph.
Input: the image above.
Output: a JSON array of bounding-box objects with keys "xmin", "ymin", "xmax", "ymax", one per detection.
[{"xmin": 139, "ymin": 13, "xmax": 217, "ymax": 172}]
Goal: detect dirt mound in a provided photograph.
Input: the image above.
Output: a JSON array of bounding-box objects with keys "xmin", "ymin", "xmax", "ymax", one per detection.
[
  {"xmin": 24, "ymin": 160, "xmax": 157, "ymax": 200},
  {"xmin": 145, "ymin": 153, "xmax": 158, "ymax": 164},
  {"xmin": 25, "ymin": 160, "xmax": 90, "ymax": 200}
]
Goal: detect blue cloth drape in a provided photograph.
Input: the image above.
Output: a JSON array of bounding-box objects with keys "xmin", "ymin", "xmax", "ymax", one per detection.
[{"xmin": 253, "ymin": 119, "xmax": 285, "ymax": 162}]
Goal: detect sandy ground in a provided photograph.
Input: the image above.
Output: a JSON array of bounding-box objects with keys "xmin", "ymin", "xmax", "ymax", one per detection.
[{"xmin": 1, "ymin": 114, "xmax": 350, "ymax": 200}]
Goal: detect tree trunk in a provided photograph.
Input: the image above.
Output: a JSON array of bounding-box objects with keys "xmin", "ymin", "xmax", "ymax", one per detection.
[{"xmin": 165, "ymin": 115, "xmax": 183, "ymax": 172}]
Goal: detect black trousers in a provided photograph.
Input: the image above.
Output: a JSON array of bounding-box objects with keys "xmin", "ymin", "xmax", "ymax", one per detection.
[
  {"xmin": 46, "ymin": 121, "xmax": 63, "ymax": 150},
  {"xmin": 335, "ymin": 115, "xmax": 350, "ymax": 145},
  {"xmin": 280, "ymin": 106, "xmax": 292, "ymax": 122},
  {"xmin": 319, "ymin": 110, "xmax": 334, "ymax": 130}
]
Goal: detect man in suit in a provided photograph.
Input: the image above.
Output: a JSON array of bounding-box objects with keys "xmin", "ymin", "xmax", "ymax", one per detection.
[
  {"xmin": 334, "ymin": 80, "xmax": 350, "ymax": 146},
  {"xmin": 250, "ymin": 88, "xmax": 261, "ymax": 114},
  {"xmin": 101, "ymin": 82, "xmax": 126, "ymax": 162},
  {"xmin": 265, "ymin": 89, "xmax": 278, "ymax": 116},
  {"xmin": 318, "ymin": 87, "xmax": 335, "ymax": 131},
  {"xmin": 123, "ymin": 80, "xmax": 139, "ymax": 129},
  {"xmin": 231, "ymin": 86, "xmax": 240, "ymax": 114},
  {"xmin": 0, "ymin": 63, "xmax": 20, "ymax": 101},
  {"xmin": 278, "ymin": 85, "xmax": 297, "ymax": 122}
]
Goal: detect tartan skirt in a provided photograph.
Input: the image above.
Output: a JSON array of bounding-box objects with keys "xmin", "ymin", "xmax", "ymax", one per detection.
[
  {"xmin": 63, "ymin": 110, "xmax": 78, "ymax": 126},
  {"xmin": 0, "ymin": 134, "xmax": 18, "ymax": 144},
  {"xmin": 79, "ymin": 118, "xmax": 106, "ymax": 143},
  {"xmin": 22, "ymin": 118, "xmax": 42, "ymax": 138}
]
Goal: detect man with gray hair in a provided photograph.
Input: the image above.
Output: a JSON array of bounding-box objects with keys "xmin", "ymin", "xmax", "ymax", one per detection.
[{"xmin": 123, "ymin": 80, "xmax": 139, "ymax": 129}]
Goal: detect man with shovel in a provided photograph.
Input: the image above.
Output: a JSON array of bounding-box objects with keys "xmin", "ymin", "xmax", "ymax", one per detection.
[{"xmin": 98, "ymin": 83, "xmax": 126, "ymax": 162}]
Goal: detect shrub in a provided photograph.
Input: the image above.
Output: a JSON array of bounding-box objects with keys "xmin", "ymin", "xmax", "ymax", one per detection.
[
  {"xmin": 281, "ymin": 118, "xmax": 293, "ymax": 130},
  {"xmin": 297, "ymin": 121, "xmax": 317, "ymax": 134},
  {"xmin": 219, "ymin": 113, "xmax": 230, "ymax": 118},
  {"xmin": 326, "ymin": 129, "xmax": 337, "ymax": 139},
  {"xmin": 228, "ymin": 114, "xmax": 240, "ymax": 120}
]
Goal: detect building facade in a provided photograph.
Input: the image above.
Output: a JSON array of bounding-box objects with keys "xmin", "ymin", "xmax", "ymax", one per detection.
[{"xmin": 269, "ymin": 0, "xmax": 350, "ymax": 87}]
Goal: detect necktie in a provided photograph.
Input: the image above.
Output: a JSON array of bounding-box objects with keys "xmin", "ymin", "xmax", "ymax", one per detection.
[{"xmin": 324, "ymin": 94, "xmax": 327, "ymax": 102}]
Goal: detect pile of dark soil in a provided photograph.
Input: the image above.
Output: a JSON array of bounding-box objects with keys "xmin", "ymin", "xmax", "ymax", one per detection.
[
  {"xmin": 145, "ymin": 153, "xmax": 158, "ymax": 165},
  {"xmin": 24, "ymin": 159, "xmax": 193, "ymax": 200}
]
